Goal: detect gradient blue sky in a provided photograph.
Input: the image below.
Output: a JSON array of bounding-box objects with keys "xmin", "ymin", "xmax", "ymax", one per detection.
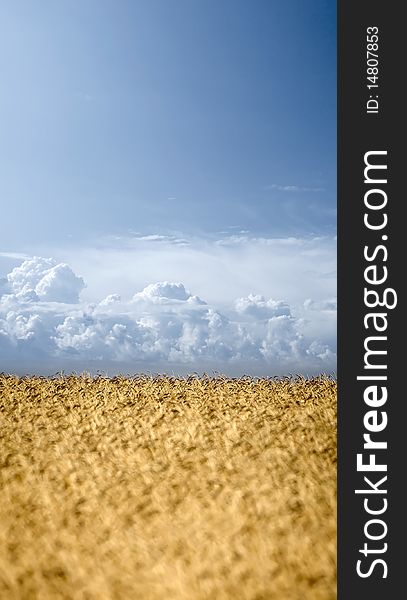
[
  {"xmin": 1, "ymin": 0, "xmax": 336, "ymax": 248},
  {"xmin": 0, "ymin": 1, "xmax": 336, "ymax": 375}
]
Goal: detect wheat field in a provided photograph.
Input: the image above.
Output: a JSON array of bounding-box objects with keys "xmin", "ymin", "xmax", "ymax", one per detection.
[{"xmin": 0, "ymin": 374, "xmax": 336, "ymax": 600}]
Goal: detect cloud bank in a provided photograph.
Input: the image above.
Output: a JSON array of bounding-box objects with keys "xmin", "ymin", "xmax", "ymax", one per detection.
[
  {"xmin": 52, "ymin": 233, "xmax": 336, "ymax": 313},
  {"xmin": 0, "ymin": 255, "xmax": 336, "ymax": 376}
]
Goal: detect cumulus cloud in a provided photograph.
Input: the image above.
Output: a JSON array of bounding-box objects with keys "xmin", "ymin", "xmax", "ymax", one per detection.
[
  {"xmin": 99, "ymin": 294, "xmax": 121, "ymax": 306},
  {"xmin": 129, "ymin": 233, "xmax": 190, "ymax": 246},
  {"xmin": 235, "ymin": 294, "xmax": 290, "ymax": 320},
  {"xmin": 4, "ymin": 257, "xmax": 85, "ymax": 303},
  {"xmin": 131, "ymin": 282, "xmax": 206, "ymax": 307},
  {"xmin": 0, "ymin": 256, "xmax": 336, "ymax": 375},
  {"xmin": 134, "ymin": 282, "xmax": 190, "ymax": 302}
]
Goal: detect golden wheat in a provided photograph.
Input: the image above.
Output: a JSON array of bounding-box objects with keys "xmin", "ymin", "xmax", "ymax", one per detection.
[{"xmin": 0, "ymin": 374, "xmax": 336, "ymax": 599}]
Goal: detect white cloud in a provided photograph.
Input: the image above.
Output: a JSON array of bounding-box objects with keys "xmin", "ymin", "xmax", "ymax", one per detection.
[
  {"xmin": 133, "ymin": 282, "xmax": 191, "ymax": 302},
  {"xmin": 132, "ymin": 281, "xmax": 206, "ymax": 306},
  {"xmin": 235, "ymin": 294, "xmax": 290, "ymax": 320},
  {"xmin": 5, "ymin": 257, "xmax": 85, "ymax": 303},
  {"xmin": 265, "ymin": 184, "xmax": 325, "ymax": 192},
  {"xmin": 49, "ymin": 234, "xmax": 336, "ymax": 314},
  {"xmin": 99, "ymin": 294, "xmax": 121, "ymax": 306},
  {"xmin": 0, "ymin": 254, "xmax": 336, "ymax": 375},
  {"xmin": 0, "ymin": 252, "xmax": 31, "ymax": 260}
]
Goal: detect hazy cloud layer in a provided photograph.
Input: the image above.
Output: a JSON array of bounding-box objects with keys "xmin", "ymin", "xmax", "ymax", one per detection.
[
  {"xmin": 45, "ymin": 233, "xmax": 336, "ymax": 313},
  {"xmin": 0, "ymin": 254, "xmax": 336, "ymax": 375}
]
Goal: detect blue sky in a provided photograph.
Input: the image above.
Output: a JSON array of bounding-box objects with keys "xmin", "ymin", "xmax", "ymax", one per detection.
[
  {"xmin": 0, "ymin": 0, "xmax": 335, "ymax": 246},
  {"xmin": 0, "ymin": 1, "xmax": 336, "ymax": 375}
]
